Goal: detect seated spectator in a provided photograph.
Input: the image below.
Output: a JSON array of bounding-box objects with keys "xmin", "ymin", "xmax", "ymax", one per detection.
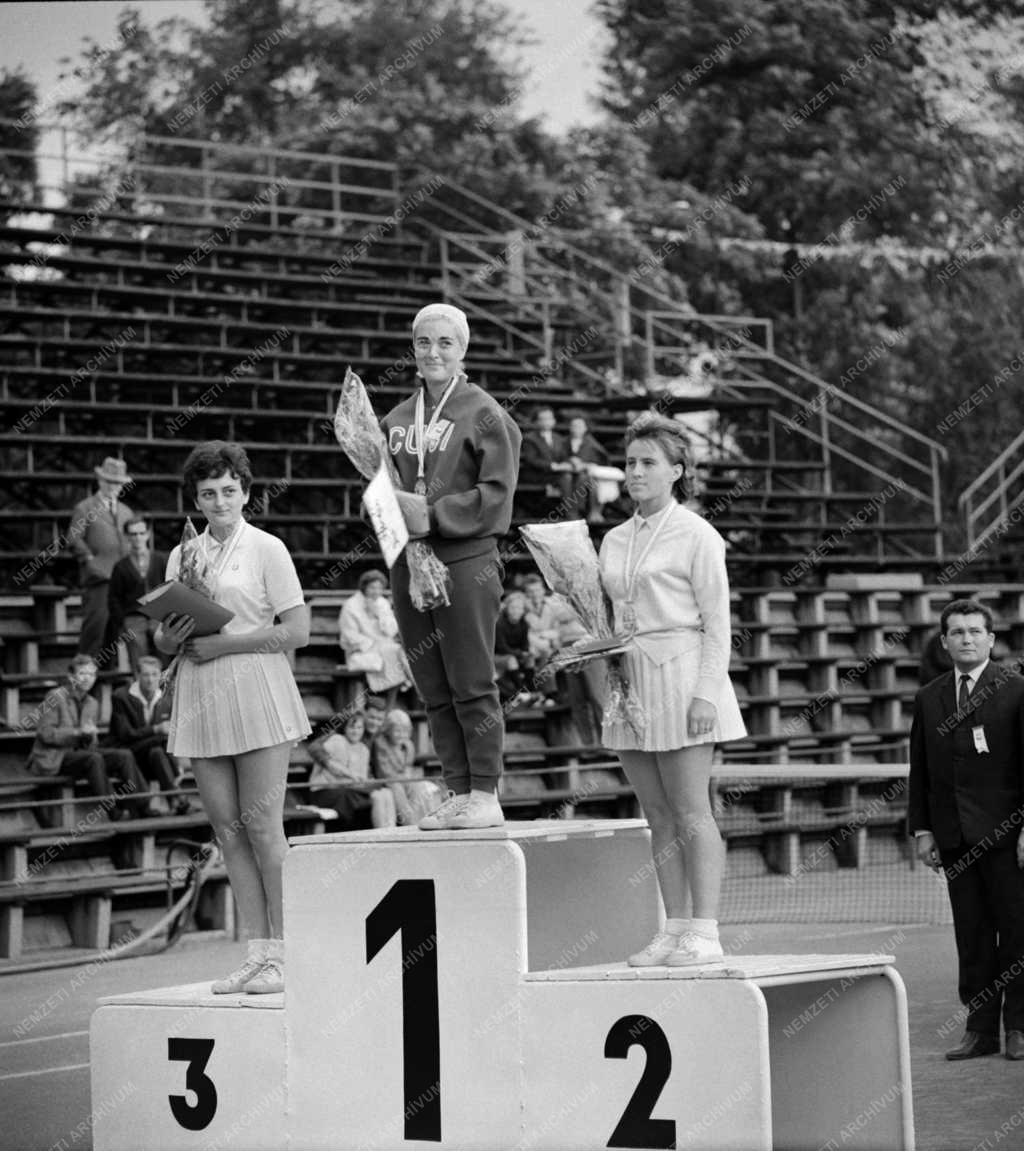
[
  {"xmin": 520, "ymin": 406, "xmax": 575, "ymax": 515},
  {"xmin": 362, "ymin": 694, "xmax": 389, "ymax": 761},
  {"xmin": 564, "ymin": 409, "xmax": 610, "ymax": 523},
  {"xmin": 108, "ymin": 516, "xmax": 169, "ymax": 674},
  {"xmin": 373, "ymin": 708, "xmax": 444, "ymax": 827},
  {"xmin": 307, "ymin": 711, "xmax": 374, "ymax": 828},
  {"xmin": 339, "ymin": 570, "xmax": 413, "ymax": 707},
  {"xmin": 110, "ymin": 656, "xmax": 190, "ymax": 815},
  {"xmin": 27, "ymin": 654, "xmax": 154, "ymax": 821},
  {"xmin": 551, "ymin": 595, "xmax": 606, "ymax": 745},
  {"xmin": 495, "ymin": 591, "xmax": 536, "ymax": 705},
  {"xmin": 522, "ymin": 574, "xmax": 561, "ymax": 661}
]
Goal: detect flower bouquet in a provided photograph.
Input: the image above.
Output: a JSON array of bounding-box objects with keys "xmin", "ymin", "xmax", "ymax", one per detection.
[
  {"xmin": 160, "ymin": 517, "xmax": 215, "ymax": 691},
  {"xmin": 333, "ymin": 366, "xmax": 451, "ymax": 610},
  {"xmin": 520, "ymin": 520, "xmax": 645, "ymax": 740}
]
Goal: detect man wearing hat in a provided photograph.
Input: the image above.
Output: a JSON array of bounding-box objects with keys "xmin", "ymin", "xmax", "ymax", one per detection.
[{"xmin": 67, "ymin": 457, "xmax": 135, "ymax": 663}]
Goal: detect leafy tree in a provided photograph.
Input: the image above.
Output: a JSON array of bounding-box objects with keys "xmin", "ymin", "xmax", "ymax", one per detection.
[{"xmin": 0, "ymin": 69, "xmax": 40, "ymax": 212}]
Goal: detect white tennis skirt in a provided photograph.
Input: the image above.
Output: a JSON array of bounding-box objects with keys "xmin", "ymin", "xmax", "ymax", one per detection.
[
  {"xmin": 602, "ymin": 647, "xmax": 747, "ymax": 753},
  {"xmin": 168, "ymin": 651, "xmax": 311, "ymax": 759}
]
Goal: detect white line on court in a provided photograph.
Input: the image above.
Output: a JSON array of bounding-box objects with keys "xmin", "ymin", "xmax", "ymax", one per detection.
[
  {"xmin": 0, "ymin": 1061, "xmax": 89, "ymax": 1081},
  {"xmin": 0, "ymin": 1029, "xmax": 89, "ymax": 1048}
]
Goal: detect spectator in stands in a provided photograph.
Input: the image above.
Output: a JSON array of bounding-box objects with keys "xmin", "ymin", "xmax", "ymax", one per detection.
[
  {"xmin": 373, "ymin": 708, "xmax": 444, "ymax": 827},
  {"xmin": 338, "ymin": 569, "xmax": 412, "ymax": 707},
  {"xmin": 384, "ymin": 302, "xmax": 521, "ymax": 830},
  {"xmin": 156, "ymin": 440, "xmax": 311, "ymax": 996},
  {"xmin": 522, "ymin": 573, "xmax": 562, "ymax": 704},
  {"xmin": 108, "ymin": 516, "xmax": 168, "ymax": 673},
  {"xmin": 494, "ymin": 591, "xmax": 535, "ymax": 705},
  {"xmin": 909, "ymin": 598, "xmax": 1024, "ymax": 1062},
  {"xmin": 564, "ymin": 409, "xmax": 609, "ymax": 523},
  {"xmin": 520, "ymin": 405, "xmax": 575, "ymax": 514},
  {"xmin": 308, "ymin": 711, "xmax": 375, "ymax": 828},
  {"xmin": 362, "ymin": 694, "xmax": 389, "ymax": 767},
  {"xmin": 599, "ymin": 413, "xmax": 746, "ymax": 967},
  {"xmin": 552, "ymin": 595, "xmax": 606, "ymax": 745},
  {"xmin": 110, "ymin": 656, "xmax": 190, "ymax": 815},
  {"xmin": 27, "ymin": 654, "xmax": 154, "ymax": 821},
  {"xmin": 67, "ymin": 457, "xmax": 135, "ymax": 665},
  {"xmin": 919, "ymin": 628, "xmax": 955, "ymax": 685}
]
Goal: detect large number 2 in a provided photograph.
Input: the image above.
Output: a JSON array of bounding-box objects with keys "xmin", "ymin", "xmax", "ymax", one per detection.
[
  {"xmin": 167, "ymin": 1037, "xmax": 218, "ymax": 1131},
  {"xmin": 366, "ymin": 879, "xmax": 441, "ymax": 1142},
  {"xmin": 604, "ymin": 1015, "xmax": 676, "ymax": 1149}
]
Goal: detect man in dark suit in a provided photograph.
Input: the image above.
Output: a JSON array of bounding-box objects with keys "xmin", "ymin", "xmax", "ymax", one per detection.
[
  {"xmin": 909, "ymin": 597, "xmax": 1024, "ymax": 1061},
  {"xmin": 108, "ymin": 516, "xmax": 168, "ymax": 673},
  {"xmin": 519, "ymin": 406, "xmax": 574, "ymax": 514},
  {"xmin": 110, "ymin": 656, "xmax": 189, "ymax": 814}
]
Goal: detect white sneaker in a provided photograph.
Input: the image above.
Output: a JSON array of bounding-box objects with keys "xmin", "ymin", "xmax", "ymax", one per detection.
[
  {"xmin": 664, "ymin": 931, "xmax": 724, "ymax": 966},
  {"xmin": 449, "ymin": 790, "xmax": 505, "ymax": 829},
  {"xmin": 211, "ymin": 938, "xmax": 268, "ymax": 994},
  {"xmin": 245, "ymin": 939, "xmax": 284, "ymax": 994},
  {"xmin": 627, "ymin": 930, "xmax": 680, "ymax": 967},
  {"xmin": 418, "ymin": 791, "xmax": 469, "ymax": 830}
]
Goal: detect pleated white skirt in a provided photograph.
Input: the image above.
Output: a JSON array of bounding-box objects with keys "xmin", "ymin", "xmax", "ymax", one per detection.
[
  {"xmin": 602, "ymin": 647, "xmax": 747, "ymax": 753},
  {"xmin": 168, "ymin": 651, "xmax": 311, "ymax": 759}
]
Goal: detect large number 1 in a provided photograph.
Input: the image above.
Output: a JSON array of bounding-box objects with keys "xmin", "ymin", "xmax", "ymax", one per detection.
[{"xmin": 366, "ymin": 879, "xmax": 441, "ymax": 1142}]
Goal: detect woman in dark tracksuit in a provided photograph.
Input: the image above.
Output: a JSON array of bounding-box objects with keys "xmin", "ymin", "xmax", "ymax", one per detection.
[{"xmin": 383, "ymin": 303, "xmax": 521, "ymax": 829}]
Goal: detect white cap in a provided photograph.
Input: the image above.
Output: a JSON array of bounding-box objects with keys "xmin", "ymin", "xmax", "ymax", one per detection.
[{"xmin": 412, "ymin": 303, "xmax": 470, "ymax": 353}]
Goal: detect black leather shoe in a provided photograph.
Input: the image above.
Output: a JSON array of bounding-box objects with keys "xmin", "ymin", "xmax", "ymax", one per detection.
[
  {"xmin": 946, "ymin": 1030, "xmax": 1000, "ymax": 1061},
  {"xmin": 1005, "ymin": 1031, "xmax": 1024, "ymax": 1060}
]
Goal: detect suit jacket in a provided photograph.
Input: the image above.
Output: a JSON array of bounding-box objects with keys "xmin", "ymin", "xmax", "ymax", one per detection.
[
  {"xmin": 908, "ymin": 663, "xmax": 1024, "ymax": 850},
  {"xmin": 67, "ymin": 493, "xmax": 134, "ymax": 585},
  {"xmin": 109, "ymin": 683, "xmax": 173, "ymax": 753},
  {"xmin": 566, "ymin": 432, "xmax": 608, "ymax": 467},
  {"xmin": 108, "ymin": 551, "xmax": 168, "ymax": 631},
  {"xmin": 520, "ymin": 430, "xmax": 569, "ymax": 483},
  {"xmin": 27, "ymin": 684, "xmax": 99, "ymax": 775}
]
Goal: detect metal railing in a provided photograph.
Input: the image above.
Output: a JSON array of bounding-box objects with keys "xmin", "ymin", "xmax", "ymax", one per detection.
[{"xmin": 958, "ymin": 428, "xmax": 1024, "ymax": 551}]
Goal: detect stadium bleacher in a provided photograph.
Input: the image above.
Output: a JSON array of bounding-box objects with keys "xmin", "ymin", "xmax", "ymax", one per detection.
[{"xmin": 0, "ymin": 129, "xmax": 1010, "ymax": 961}]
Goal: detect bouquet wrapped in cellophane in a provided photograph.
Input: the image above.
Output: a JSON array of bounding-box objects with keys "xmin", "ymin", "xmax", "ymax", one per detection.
[
  {"xmin": 160, "ymin": 517, "xmax": 214, "ymax": 690},
  {"xmin": 520, "ymin": 520, "xmax": 645, "ymax": 740},
  {"xmin": 333, "ymin": 366, "xmax": 451, "ymax": 610}
]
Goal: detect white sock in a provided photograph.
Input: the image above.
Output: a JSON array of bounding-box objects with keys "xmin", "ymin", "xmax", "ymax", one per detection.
[
  {"xmin": 690, "ymin": 918, "xmax": 719, "ymax": 939},
  {"xmin": 470, "ymin": 788, "xmax": 498, "ymax": 801},
  {"xmin": 665, "ymin": 917, "xmax": 691, "ymax": 935}
]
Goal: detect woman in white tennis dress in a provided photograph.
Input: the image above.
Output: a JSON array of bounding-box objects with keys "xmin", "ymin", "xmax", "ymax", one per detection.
[
  {"xmin": 158, "ymin": 441, "xmax": 311, "ymax": 995},
  {"xmin": 599, "ymin": 413, "xmax": 746, "ymax": 969}
]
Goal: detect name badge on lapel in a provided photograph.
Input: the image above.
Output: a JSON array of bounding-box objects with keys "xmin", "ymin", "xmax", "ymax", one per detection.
[{"xmin": 972, "ymin": 725, "xmax": 989, "ymax": 754}]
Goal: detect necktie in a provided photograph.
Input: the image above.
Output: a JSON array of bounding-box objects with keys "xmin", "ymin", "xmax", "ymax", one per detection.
[{"xmin": 958, "ymin": 674, "xmax": 970, "ymax": 716}]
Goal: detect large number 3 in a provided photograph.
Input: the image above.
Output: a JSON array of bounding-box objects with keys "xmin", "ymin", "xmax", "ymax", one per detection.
[
  {"xmin": 366, "ymin": 879, "xmax": 442, "ymax": 1143},
  {"xmin": 604, "ymin": 1015, "xmax": 676, "ymax": 1149},
  {"xmin": 167, "ymin": 1037, "xmax": 218, "ymax": 1131}
]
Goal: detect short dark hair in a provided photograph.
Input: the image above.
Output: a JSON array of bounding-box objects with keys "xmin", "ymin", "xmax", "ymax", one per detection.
[
  {"xmin": 532, "ymin": 405, "xmax": 555, "ymax": 422},
  {"xmin": 137, "ymin": 656, "xmax": 162, "ymax": 673},
  {"xmin": 625, "ymin": 412, "xmax": 692, "ymax": 502},
  {"xmin": 940, "ymin": 597, "xmax": 994, "ymax": 634},
  {"xmin": 68, "ymin": 654, "xmax": 97, "ymax": 674},
  {"xmin": 358, "ymin": 569, "xmax": 388, "ymax": 593},
  {"xmin": 123, "ymin": 515, "xmax": 149, "ymax": 535},
  {"xmin": 565, "ymin": 409, "xmax": 587, "ymax": 424},
  {"xmin": 364, "ymin": 695, "xmax": 388, "ymax": 714},
  {"xmin": 182, "ymin": 441, "xmax": 253, "ymax": 502}
]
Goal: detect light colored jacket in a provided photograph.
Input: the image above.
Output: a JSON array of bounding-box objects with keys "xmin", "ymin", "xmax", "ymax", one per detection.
[{"xmin": 28, "ymin": 684, "xmax": 99, "ymax": 775}]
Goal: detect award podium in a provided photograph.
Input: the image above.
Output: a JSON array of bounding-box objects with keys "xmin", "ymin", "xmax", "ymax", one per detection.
[{"xmin": 91, "ymin": 820, "xmax": 914, "ymax": 1150}]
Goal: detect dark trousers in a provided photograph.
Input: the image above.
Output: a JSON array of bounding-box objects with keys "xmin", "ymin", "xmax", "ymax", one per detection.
[
  {"xmin": 391, "ymin": 549, "xmax": 503, "ymax": 794},
  {"xmin": 941, "ymin": 840, "xmax": 1024, "ymax": 1035},
  {"xmin": 60, "ymin": 748, "xmax": 149, "ymax": 818},
  {"xmin": 131, "ymin": 740, "xmax": 177, "ymax": 792},
  {"xmin": 77, "ymin": 582, "xmax": 111, "ymax": 662}
]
